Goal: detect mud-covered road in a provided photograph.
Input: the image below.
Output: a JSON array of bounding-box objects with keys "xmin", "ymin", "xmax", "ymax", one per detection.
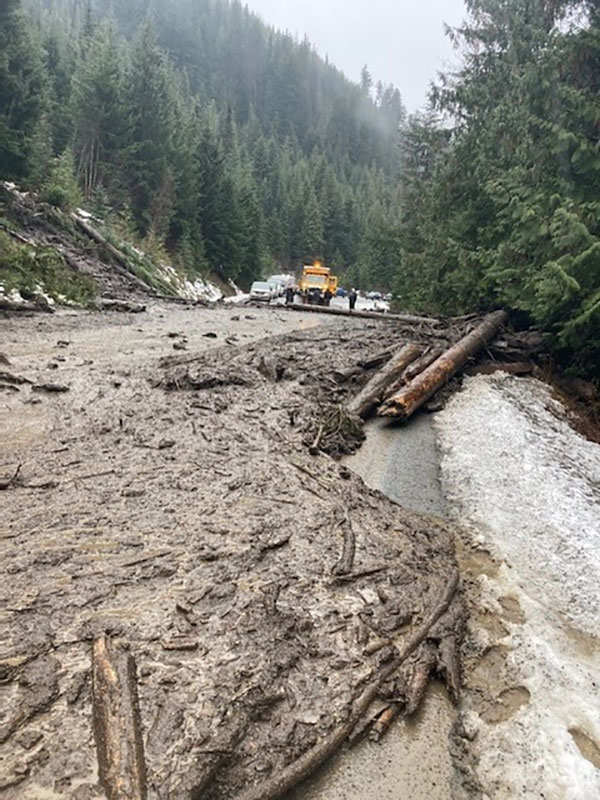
[{"xmin": 1, "ymin": 303, "xmax": 466, "ymax": 800}]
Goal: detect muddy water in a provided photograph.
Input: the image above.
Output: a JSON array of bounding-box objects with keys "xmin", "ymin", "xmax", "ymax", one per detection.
[{"xmin": 287, "ymin": 415, "xmax": 455, "ymax": 800}]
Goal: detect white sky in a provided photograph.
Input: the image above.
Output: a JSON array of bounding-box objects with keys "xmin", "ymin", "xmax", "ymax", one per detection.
[{"xmin": 244, "ymin": 0, "xmax": 467, "ymax": 111}]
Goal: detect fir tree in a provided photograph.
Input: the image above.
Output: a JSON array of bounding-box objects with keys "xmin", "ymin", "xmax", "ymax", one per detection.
[{"xmin": 0, "ymin": 0, "xmax": 47, "ymax": 179}]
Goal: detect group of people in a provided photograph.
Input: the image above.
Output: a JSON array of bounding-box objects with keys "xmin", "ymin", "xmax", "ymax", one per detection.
[{"xmin": 283, "ymin": 285, "xmax": 358, "ymax": 310}]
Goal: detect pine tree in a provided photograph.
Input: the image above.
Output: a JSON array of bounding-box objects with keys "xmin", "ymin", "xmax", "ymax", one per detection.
[
  {"xmin": 126, "ymin": 24, "xmax": 180, "ymax": 237},
  {"xmin": 0, "ymin": 0, "xmax": 47, "ymax": 179},
  {"xmin": 71, "ymin": 21, "xmax": 129, "ymax": 202}
]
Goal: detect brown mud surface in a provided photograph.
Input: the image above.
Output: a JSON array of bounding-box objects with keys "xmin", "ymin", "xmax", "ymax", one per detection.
[{"xmin": 1, "ymin": 304, "xmax": 466, "ymax": 799}]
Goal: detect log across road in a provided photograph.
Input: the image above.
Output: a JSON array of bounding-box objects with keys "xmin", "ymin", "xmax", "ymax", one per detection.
[
  {"xmin": 378, "ymin": 310, "xmax": 508, "ymax": 420},
  {"xmin": 287, "ymin": 302, "xmax": 440, "ymax": 326}
]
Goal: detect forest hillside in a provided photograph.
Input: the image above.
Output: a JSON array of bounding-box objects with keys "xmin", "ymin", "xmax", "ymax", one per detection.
[
  {"xmin": 1, "ymin": 0, "xmax": 599, "ymax": 380},
  {"xmin": 1, "ymin": 0, "xmax": 404, "ymax": 289}
]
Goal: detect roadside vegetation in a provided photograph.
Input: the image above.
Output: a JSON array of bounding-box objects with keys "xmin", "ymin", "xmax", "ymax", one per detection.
[
  {"xmin": 392, "ymin": 0, "xmax": 600, "ymax": 380},
  {"xmin": 1, "ymin": 0, "xmax": 404, "ymax": 291},
  {"xmin": 0, "ymin": 230, "xmax": 97, "ymax": 307},
  {"xmin": 0, "ymin": 0, "xmax": 597, "ymax": 380}
]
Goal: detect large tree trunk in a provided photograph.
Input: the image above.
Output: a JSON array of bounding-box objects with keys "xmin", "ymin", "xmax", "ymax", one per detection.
[
  {"xmin": 288, "ymin": 302, "xmax": 440, "ymax": 326},
  {"xmin": 382, "ymin": 347, "xmax": 444, "ymax": 401},
  {"xmin": 71, "ymin": 215, "xmax": 156, "ymax": 295},
  {"xmin": 378, "ymin": 311, "xmax": 508, "ymax": 421},
  {"xmin": 91, "ymin": 636, "xmax": 148, "ymax": 800},
  {"xmin": 347, "ymin": 343, "xmax": 422, "ymax": 418}
]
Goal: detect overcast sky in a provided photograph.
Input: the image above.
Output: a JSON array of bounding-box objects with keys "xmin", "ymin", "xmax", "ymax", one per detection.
[{"xmin": 244, "ymin": 0, "xmax": 467, "ymax": 111}]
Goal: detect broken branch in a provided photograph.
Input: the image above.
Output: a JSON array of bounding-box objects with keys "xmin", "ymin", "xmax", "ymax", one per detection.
[
  {"xmin": 91, "ymin": 636, "xmax": 148, "ymax": 800},
  {"xmin": 233, "ymin": 570, "xmax": 459, "ymax": 800}
]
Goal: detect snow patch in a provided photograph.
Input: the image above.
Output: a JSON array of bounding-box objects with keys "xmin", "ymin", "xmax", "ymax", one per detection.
[
  {"xmin": 180, "ymin": 278, "xmax": 223, "ymax": 302},
  {"xmin": 75, "ymin": 207, "xmax": 103, "ymax": 225},
  {"xmin": 435, "ymin": 373, "xmax": 600, "ymax": 798}
]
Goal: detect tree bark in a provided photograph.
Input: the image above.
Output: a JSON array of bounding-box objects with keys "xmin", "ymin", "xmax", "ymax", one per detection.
[
  {"xmin": 382, "ymin": 347, "xmax": 444, "ymax": 401},
  {"xmin": 332, "ymin": 348, "xmax": 394, "ymax": 383},
  {"xmin": 378, "ymin": 311, "xmax": 508, "ymax": 420},
  {"xmin": 347, "ymin": 343, "xmax": 422, "ymax": 418},
  {"xmin": 91, "ymin": 636, "xmax": 148, "ymax": 800},
  {"xmin": 287, "ymin": 302, "xmax": 440, "ymax": 326}
]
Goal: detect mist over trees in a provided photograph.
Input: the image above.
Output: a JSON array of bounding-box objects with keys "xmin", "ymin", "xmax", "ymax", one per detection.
[
  {"xmin": 1, "ymin": 0, "xmax": 405, "ymax": 286},
  {"xmin": 1, "ymin": 0, "xmax": 598, "ymax": 377}
]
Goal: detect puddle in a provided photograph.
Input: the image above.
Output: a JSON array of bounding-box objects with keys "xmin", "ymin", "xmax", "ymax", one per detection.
[{"xmin": 569, "ymin": 728, "xmax": 600, "ymax": 770}]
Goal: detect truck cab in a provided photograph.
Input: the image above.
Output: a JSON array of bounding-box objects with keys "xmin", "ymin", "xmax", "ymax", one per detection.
[{"xmin": 299, "ymin": 263, "xmax": 338, "ymax": 304}]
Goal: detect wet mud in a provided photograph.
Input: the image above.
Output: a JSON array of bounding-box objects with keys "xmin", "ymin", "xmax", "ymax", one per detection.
[
  {"xmin": 0, "ymin": 304, "xmax": 466, "ymax": 799},
  {"xmin": 288, "ymin": 413, "xmax": 456, "ymax": 800}
]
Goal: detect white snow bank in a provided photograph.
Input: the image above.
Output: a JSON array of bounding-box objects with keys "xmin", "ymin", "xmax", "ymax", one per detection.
[
  {"xmin": 180, "ymin": 277, "xmax": 223, "ymax": 302},
  {"xmin": 435, "ymin": 373, "xmax": 600, "ymax": 799}
]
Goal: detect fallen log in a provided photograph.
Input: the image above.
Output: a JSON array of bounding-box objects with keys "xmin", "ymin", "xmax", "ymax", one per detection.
[
  {"xmin": 233, "ymin": 570, "xmax": 459, "ymax": 800},
  {"xmin": 72, "ymin": 215, "xmax": 157, "ymax": 295},
  {"xmin": 287, "ymin": 302, "xmax": 440, "ymax": 326},
  {"xmin": 91, "ymin": 636, "xmax": 148, "ymax": 800},
  {"xmin": 332, "ymin": 348, "xmax": 395, "ymax": 383},
  {"xmin": 378, "ymin": 311, "xmax": 508, "ymax": 420},
  {"xmin": 382, "ymin": 347, "xmax": 444, "ymax": 402},
  {"xmin": 99, "ymin": 298, "xmax": 147, "ymax": 314},
  {"xmin": 347, "ymin": 343, "xmax": 421, "ymax": 418},
  {"xmin": 465, "ymin": 361, "xmax": 534, "ymax": 377},
  {"xmin": 0, "ymin": 297, "xmax": 54, "ymax": 313}
]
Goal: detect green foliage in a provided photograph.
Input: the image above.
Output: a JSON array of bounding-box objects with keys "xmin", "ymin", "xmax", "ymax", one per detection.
[
  {"xmin": 390, "ymin": 0, "xmax": 600, "ymax": 381},
  {"xmin": 0, "ymin": 0, "xmax": 47, "ymax": 179},
  {"xmin": 0, "ymin": 231, "xmax": 96, "ymax": 305},
  {"xmin": 41, "ymin": 147, "xmax": 82, "ymax": 210},
  {"xmin": 14, "ymin": 0, "xmax": 405, "ymax": 288}
]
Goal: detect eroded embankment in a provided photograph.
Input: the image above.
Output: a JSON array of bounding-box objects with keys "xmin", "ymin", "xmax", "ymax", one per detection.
[{"xmin": 0, "ymin": 306, "xmax": 466, "ymax": 800}]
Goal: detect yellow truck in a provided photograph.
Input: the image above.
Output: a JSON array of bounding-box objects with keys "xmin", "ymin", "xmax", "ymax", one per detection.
[{"xmin": 299, "ymin": 263, "xmax": 338, "ymax": 305}]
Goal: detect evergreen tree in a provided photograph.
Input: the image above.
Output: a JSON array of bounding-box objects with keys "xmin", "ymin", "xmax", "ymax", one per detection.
[
  {"xmin": 20, "ymin": 0, "xmax": 408, "ymax": 289},
  {"xmin": 126, "ymin": 24, "xmax": 179, "ymax": 237},
  {"xmin": 392, "ymin": 0, "xmax": 600, "ymax": 378},
  {"xmin": 0, "ymin": 0, "xmax": 47, "ymax": 179},
  {"xmin": 71, "ymin": 20, "xmax": 128, "ymax": 201}
]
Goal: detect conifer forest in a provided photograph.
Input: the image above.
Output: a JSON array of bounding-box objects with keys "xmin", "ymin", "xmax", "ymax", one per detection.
[{"xmin": 1, "ymin": 0, "xmax": 599, "ymax": 378}]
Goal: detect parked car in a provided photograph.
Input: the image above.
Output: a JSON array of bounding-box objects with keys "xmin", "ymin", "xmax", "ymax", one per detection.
[
  {"xmin": 383, "ymin": 293, "xmax": 393, "ymax": 302},
  {"xmin": 250, "ymin": 281, "xmax": 273, "ymax": 301},
  {"xmin": 366, "ymin": 291, "xmax": 382, "ymax": 300},
  {"xmin": 267, "ymin": 279, "xmax": 283, "ymax": 297},
  {"xmin": 335, "ymin": 287, "xmax": 348, "ymax": 297}
]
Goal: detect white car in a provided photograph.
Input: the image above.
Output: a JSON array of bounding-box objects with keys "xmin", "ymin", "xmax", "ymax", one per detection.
[
  {"xmin": 250, "ymin": 281, "xmax": 273, "ymax": 301},
  {"xmin": 267, "ymin": 279, "xmax": 282, "ymax": 297}
]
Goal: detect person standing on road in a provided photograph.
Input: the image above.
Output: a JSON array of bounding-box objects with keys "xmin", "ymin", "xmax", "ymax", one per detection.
[
  {"xmin": 285, "ymin": 285, "xmax": 295, "ymax": 305},
  {"xmin": 323, "ymin": 288, "xmax": 332, "ymax": 307},
  {"xmin": 349, "ymin": 288, "xmax": 357, "ymax": 311}
]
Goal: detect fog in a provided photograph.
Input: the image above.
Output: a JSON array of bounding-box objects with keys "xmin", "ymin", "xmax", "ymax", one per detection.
[{"xmin": 244, "ymin": 0, "xmax": 467, "ymax": 111}]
